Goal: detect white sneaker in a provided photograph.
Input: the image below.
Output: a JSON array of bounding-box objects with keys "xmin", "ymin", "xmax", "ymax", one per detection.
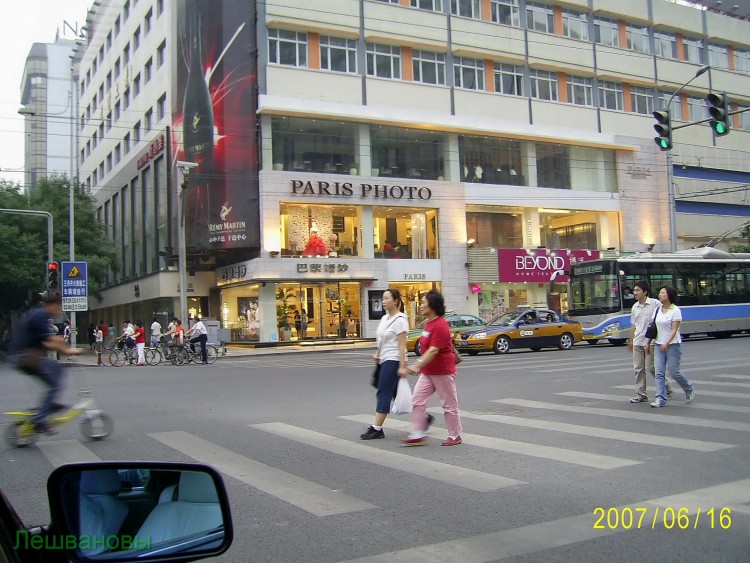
[
  {"xmin": 686, "ymin": 392, "xmax": 694, "ymax": 403},
  {"xmin": 650, "ymin": 401, "xmax": 666, "ymax": 408}
]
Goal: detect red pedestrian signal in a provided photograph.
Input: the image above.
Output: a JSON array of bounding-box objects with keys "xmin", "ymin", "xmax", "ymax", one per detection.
[{"xmin": 46, "ymin": 261, "xmax": 59, "ymax": 290}]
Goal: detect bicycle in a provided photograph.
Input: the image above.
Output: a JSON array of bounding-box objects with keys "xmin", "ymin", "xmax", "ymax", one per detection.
[
  {"xmin": 172, "ymin": 343, "xmax": 219, "ymax": 365},
  {"xmin": 109, "ymin": 343, "xmax": 138, "ymax": 367},
  {"xmin": 4, "ymin": 388, "xmax": 113, "ymax": 447}
]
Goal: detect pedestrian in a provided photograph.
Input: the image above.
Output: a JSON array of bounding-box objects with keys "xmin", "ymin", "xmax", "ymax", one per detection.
[
  {"xmin": 628, "ymin": 280, "xmax": 672, "ymax": 403},
  {"xmin": 649, "ymin": 286, "xmax": 694, "ymax": 408},
  {"xmin": 133, "ymin": 321, "xmax": 146, "ymax": 366},
  {"xmin": 88, "ymin": 323, "xmax": 96, "ymax": 350},
  {"xmin": 293, "ymin": 310, "xmax": 302, "ymax": 340},
  {"xmin": 108, "ymin": 322, "xmax": 115, "ymax": 344},
  {"xmin": 300, "ymin": 308, "xmax": 308, "ymax": 339},
  {"xmin": 360, "ymin": 288, "xmax": 409, "ymax": 440},
  {"xmin": 150, "ymin": 317, "xmax": 162, "ymax": 347},
  {"xmin": 402, "ymin": 289, "xmax": 463, "ymax": 446},
  {"xmin": 187, "ymin": 316, "xmax": 208, "ymax": 363},
  {"xmin": 99, "ymin": 320, "xmax": 109, "ymax": 346},
  {"xmin": 94, "ymin": 323, "xmax": 104, "ymax": 366}
]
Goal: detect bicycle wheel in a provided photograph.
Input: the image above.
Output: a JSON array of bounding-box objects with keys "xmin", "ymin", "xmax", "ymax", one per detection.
[
  {"xmin": 4, "ymin": 421, "xmax": 38, "ymax": 448},
  {"xmin": 171, "ymin": 346, "xmax": 188, "ymax": 366},
  {"xmin": 81, "ymin": 413, "xmax": 113, "ymax": 440},
  {"xmin": 205, "ymin": 345, "xmax": 219, "ymax": 364},
  {"xmin": 144, "ymin": 348, "xmax": 162, "ymax": 366},
  {"xmin": 99, "ymin": 347, "xmax": 114, "ymax": 366},
  {"xmin": 109, "ymin": 348, "xmax": 126, "ymax": 367}
]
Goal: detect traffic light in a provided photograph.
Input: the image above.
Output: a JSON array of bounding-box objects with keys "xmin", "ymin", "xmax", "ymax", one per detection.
[
  {"xmin": 653, "ymin": 110, "xmax": 672, "ymax": 151},
  {"xmin": 46, "ymin": 261, "xmax": 59, "ymax": 291},
  {"xmin": 707, "ymin": 92, "xmax": 730, "ymax": 136}
]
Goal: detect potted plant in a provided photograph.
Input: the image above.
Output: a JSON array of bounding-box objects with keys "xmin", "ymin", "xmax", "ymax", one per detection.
[{"xmin": 276, "ymin": 289, "xmax": 295, "ymax": 341}]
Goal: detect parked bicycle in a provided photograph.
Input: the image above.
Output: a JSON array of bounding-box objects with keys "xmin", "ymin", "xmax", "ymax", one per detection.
[
  {"xmin": 170, "ymin": 343, "xmax": 219, "ymax": 365},
  {"xmin": 109, "ymin": 344, "xmax": 138, "ymax": 367}
]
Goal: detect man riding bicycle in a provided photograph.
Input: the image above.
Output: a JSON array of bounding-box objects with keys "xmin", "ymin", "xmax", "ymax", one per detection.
[
  {"xmin": 187, "ymin": 317, "xmax": 208, "ymax": 364},
  {"xmin": 10, "ymin": 294, "xmax": 81, "ymax": 434}
]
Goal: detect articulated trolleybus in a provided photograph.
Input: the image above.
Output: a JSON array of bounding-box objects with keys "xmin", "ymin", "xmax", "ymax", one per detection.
[{"xmin": 567, "ymin": 247, "xmax": 750, "ymax": 345}]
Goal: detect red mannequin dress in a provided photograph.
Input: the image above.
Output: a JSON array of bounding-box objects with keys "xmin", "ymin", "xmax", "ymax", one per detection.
[{"xmin": 303, "ymin": 231, "xmax": 329, "ymax": 256}]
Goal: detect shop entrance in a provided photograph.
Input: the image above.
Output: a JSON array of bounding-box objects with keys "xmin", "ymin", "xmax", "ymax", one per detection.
[{"xmin": 276, "ymin": 281, "xmax": 362, "ymax": 340}]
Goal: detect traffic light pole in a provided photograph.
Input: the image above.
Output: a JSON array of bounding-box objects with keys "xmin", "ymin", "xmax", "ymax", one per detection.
[{"xmin": 666, "ymin": 152, "xmax": 678, "ymax": 253}]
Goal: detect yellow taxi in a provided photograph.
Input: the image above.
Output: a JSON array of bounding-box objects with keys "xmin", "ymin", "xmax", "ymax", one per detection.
[
  {"xmin": 454, "ymin": 309, "xmax": 583, "ymax": 355},
  {"xmin": 407, "ymin": 314, "xmax": 485, "ymax": 356}
]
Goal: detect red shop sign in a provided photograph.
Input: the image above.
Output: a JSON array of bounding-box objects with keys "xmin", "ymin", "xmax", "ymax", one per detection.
[{"xmin": 498, "ymin": 249, "xmax": 600, "ymax": 283}]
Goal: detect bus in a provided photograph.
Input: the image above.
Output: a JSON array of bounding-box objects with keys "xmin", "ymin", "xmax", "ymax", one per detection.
[{"xmin": 567, "ymin": 247, "xmax": 750, "ymax": 345}]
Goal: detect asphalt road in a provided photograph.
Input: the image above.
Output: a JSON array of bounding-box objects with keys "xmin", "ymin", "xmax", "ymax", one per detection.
[{"xmin": 1, "ymin": 336, "xmax": 749, "ymax": 562}]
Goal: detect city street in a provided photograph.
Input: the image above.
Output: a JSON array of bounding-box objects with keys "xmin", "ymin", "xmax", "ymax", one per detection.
[{"xmin": 1, "ymin": 337, "xmax": 749, "ymax": 562}]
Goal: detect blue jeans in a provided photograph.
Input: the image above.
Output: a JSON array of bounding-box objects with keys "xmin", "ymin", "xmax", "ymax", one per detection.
[
  {"xmin": 654, "ymin": 344, "xmax": 693, "ymax": 405},
  {"xmin": 28, "ymin": 357, "xmax": 67, "ymax": 425},
  {"xmin": 375, "ymin": 360, "xmax": 400, "ymax": 414}
]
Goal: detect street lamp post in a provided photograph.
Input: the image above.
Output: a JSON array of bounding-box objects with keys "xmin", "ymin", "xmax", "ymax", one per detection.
[{"xmin": 175, "ymin": 161, "xmax": 198, "ymax": 324}]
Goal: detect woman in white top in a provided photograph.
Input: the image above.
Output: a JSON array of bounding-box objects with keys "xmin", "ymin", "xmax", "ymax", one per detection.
[
  {"xmin": 360, "ymin": 288, "xmax": 410, "ymax": 440},
  {"xmin": 648, "ymin": 285, "xmax": 694, "ymax": 408}
]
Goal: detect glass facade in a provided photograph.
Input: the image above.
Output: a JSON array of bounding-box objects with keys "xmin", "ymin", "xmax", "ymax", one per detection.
[
  {"xmin": 370, "ymin": 125, "xmax": 445, "ymax": 180},
  {"xmin": 271, "ymin": 116, "xmax": 358, "ymax": 174}
]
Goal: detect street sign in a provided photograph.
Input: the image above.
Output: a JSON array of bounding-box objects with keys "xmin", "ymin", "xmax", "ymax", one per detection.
[{"xmin": 61, "ymin": 261, "xmax": 88, "ymax": 312}]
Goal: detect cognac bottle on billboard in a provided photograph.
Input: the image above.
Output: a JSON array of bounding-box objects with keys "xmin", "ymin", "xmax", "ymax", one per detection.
[{"xmin": 182, "ymin": 12, "xmax": 214, "ymax": 248}]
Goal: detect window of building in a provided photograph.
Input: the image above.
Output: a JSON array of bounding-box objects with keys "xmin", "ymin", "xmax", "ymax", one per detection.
[
  {"xmin": 99, "ymin": 162, "xmax": 104, "ymax": 179},
  {"xmin": 708, "ymin": 43, "xmax": 729, "ymax": 70},
  {"xmin": 134, "ymin": 73, "xmax": 141, "ymax": 97},
  {"xmin": 562, "ymin": 8, "xmax": 588, "ymax": 41},
  {"xmin": 411, "ymin": 0, "xmax": 443, "ymax": 12},
  {"xmin": 114, "ymin": 57, "xmax": 121, "ymax": 79},
  {"xmin": 124, "ymin": 0, "xmax": 130, "ymax": 20},
  {"xmin": 92, "ymin": 92, "xmax": 98, "ymax": 110},
  {"xmin": 145, "ymin": 8, "xmax": 153, "ymax": 35},
  {"xmin": 279, "ymin": 203, "xmax": 365, "ymax": 258},
  {"xmin": 134, "ymin": 121, "xmax": 141, "ymax": 142},
  {"xmin": 654, "ymin": 31, "xmax": 676, "ymax": 59},
  {"xmin": 529, "ymin": 69, "xmax": 557, "ymax": 101},
  {"xmin": 491, "ymin": 0, "xmax": 520, "ymax": 27},
  {"xmin": 80, "ymin": 114, "xmax": 85, "ymax": 131},
  {"xmin": 115, "ymin": 143, "xmax": 121, "ymax": 164},
  {"xmin": 453, "ymin": 56, "xmax": 484, "ymax": 90},
  {"xmin": 157, "ymin": 40, "xmax": 166, "ymax": 67},
  {"xmin": 93, "ymin": 130, "xmax": 97, "ymax": 149},
  {"xmin": 630, "ymin": 85, "xmax": 654, "ymax": 115},
  {"xmin": 412, "ymin": 50, "xmax": 446, "ymax": 85},
  {"xmin": 598, "ymin": 80, "xmax": 624, "ymax": 111},
  {"xmin": 107, "ymin": 31, "xmax": 112, "ymax": 51},
  {"xmin": 99, "ymin": 84, "xmax": 104, "ymax": 103},
  {"xmin": 114, "ymin": 100, "xmax": 121, "ymax": 121},
  {"xmin": 268, "ymin": 29, "xmax": 308, "ymax": 67},
  {"xmin": 133, "ymin": 26, "xmax": 141, "ymax": 51},
  {"xmin": 145, "ymin": 108, "xmax": 153, "ymax": 132},
  {"xmin": 536, "ymin": 143, "xmax": 570, "ymax": 188},
  {"xmin": 626, "ymin": 24, "xmax": 650, "ymax": 54},
  {"xmin": 458, "ymin": 135, "xmax": 523, "ymax": 184},
  {"xmin": 366, "ymin": 43, "xmax": 402, "ymax": 78},
  {"xmin": 80, "ymin": 148, "xmax": 85, "ymax": 165},
  {"xmin": 145, "ymin": 58, "xmax": 153, "ymax": 83},
  {"xmin": 99, "ymin": 46, "xmax": 104, "ymax": 65},
  {"xmin": 541, "ymin": 213, "xmax": 598, "ymax": 248},
  {"xmin": 494, "ymin": 63, "xmax": 523, "ymax": 96},
  {"xmin": 466, "ymin": 211, "xmax": 523, "ymax": 247},
  {"xmin": 157, "ymin": 94, "xmax": 166, "ymax": 120},
  {"xmin": 123, "ymin": 87, "xmax": 130, "ymax": 109},
  {"xmin": 99, "ymin": 122, "xmax": 104, "ymax": 140},
  {"xmin": 594, "ymin": 17, "xmax": 619, "ymax": 47},
  {"xmin": 567, "ymin": 75, "xmax": 593, "ymax": 106},
  {"xmin": 683, "ymin": 36, "xmax": 702, "ymax": 64},
  {"xmin": 106, "ymin": 71, "xmax": 112, "ymax": 92},
  {"xmin": 124, "ymin": 42, "xmax": 130, "ymax": 64},
  {"xmin": 373, "ymin": 206, "xmax": 439, "ymax": 259},
  {"xmin": 93, "ymin": 169, "xmax": 98, "ymax": 187},
  {"xmin": 157, "ymin": 0, "xmax": 164, "ymax": 16},
  {"xmin": 370, "ymin": 124, "xmax": 446, "ymax": 180},
  {"xmin": 526, "ymin": 2, "xmax": 554, "ymax": 34},
  {"xmin": 736, "ymin": 49, "xmax": 750, "ymax": 73},
  {"xmin": 320, "ymin": 36, "xmax": 357, "ymax": 73},
  {"xmin": 86, "ymin": 140, "xmax": 91, "ymax": 156},
  {"xmin": 657, "ymin": 90, "xmax": 681, "ymax": 118},
  {"xmin": 451, "ymin": 0, "xmax": 481, "ymax": 19},
  {"xmin": 115, "ymin": 15, "xmax": 120, "ymax": 36},
  {"xmin": 80, "ymin": 80, "xmax": 85, "ymax": 98},
  {"xmin": 739, "ymin": 106, "xmax": 750, "ymax": 130},
  {"xmin": 687, "ymin": 95, "xmax": 707, "ymax": 121},
  {"xmin": 124, "ymin": 132, "xmax": 130, "ymax": 154},
  {"xmin": 271, "ymin": 116, "xmax": 358, "ymax": 173},
  {"xmin": 93, "ymin": 57, "xmax": 98, "ymax": 75}
]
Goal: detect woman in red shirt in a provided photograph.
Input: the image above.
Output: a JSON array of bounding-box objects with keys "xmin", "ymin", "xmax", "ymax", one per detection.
[
  {"xmin": 133, "ymin": 320, "xmax": 146, "ymax": 366},
  {"xmin": 402, "ymin": 290, "xmax": 463, "ymax": 446}
]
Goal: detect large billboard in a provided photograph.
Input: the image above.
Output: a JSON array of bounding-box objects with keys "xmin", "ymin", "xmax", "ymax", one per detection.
[
  {"xmin": 498, "ymin": 249, "xmax": 601, "ymax": 283},
  {"xmin": 173, "ymin": 0, "xmax": 259, "ymax": 252}
]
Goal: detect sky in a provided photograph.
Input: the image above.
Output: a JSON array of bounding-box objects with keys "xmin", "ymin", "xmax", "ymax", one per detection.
[{"xmin": 0, "ymin": 1, "xmax": 92, "ymax": 185}]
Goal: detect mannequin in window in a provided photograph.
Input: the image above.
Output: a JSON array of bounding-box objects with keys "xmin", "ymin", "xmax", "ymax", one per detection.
[{"xmin": 302, "ymin": 222, "xmax": 329, "ymax": 257}]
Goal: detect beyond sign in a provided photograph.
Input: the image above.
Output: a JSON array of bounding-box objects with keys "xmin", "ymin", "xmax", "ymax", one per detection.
[
  {"xmin": 498, "ymin": 249, "xmax": 600, "ymax": 283},
  {"xmin": 291, "ymin": 180, "xmax": 432, "ymax": 200}
]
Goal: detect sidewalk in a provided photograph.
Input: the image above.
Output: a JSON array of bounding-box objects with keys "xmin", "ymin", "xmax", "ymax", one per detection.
[{"xmin": 66, "ymin": 339, "xmax": 377, "ymax": 366}]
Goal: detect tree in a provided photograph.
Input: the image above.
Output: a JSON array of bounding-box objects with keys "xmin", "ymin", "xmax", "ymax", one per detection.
[
  {"xmin": 0, "ymin": 176, "xmax": 117, "ymax": 315},
  {"xmin": 729, "ymin": 223, "xmax": 750, "ymax": 253}
]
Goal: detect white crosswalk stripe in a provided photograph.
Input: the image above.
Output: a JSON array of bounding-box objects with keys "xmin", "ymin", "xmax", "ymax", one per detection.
[
  {"xmin": 36, "ymin": 439, "xmax": 102, "ymax": 467},
  {"xmin": 612, "ymin": 384, "xmax": 750, "ymax": 399},
  {"xmin": 556, "ymin": 391, "xmax": 750, "ymax": 414}
]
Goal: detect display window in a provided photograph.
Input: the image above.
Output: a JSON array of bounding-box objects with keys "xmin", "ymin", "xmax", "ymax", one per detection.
[
  {"xmin": 275, "ymin": 282, "xmax": 362, "ymax": 340},
  {"xmin": 220, "ymin": 284, "xmax": 262, "ymax": 341},
  {"xmin": 373, "ymin": 206, "xmax": 439, "ymax": 259},
  {"xmin": 389, "ymin": 282, "xmax": 440, "ymax": 328},
  {"xmin": 280, "ymin": 203, "xmax": 361, "ymax": 257}
]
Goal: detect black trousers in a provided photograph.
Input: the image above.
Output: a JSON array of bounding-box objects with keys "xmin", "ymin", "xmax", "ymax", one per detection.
[{"xmin": 190, "ymin": 334, "xmax": 208, "ymax": 363}]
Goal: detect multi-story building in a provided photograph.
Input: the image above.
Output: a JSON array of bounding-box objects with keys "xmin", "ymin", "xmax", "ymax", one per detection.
[{"xmin": 72, "ymin": 0, "xmax": 750, "ymax": 343}]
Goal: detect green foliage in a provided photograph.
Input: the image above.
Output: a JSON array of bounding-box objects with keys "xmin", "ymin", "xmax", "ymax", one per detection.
[
  {"xmin": 0, "ymin": 176, "xmax": 117, "ymax": 314},
  {"xmin": 729, "ymin": 223, "xmax": 750, "ymax": 253}
]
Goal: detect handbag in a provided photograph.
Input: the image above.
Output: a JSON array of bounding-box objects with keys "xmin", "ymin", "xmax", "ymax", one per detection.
[
  {"xmin": 644, "ymin": 308, "xmax": 659, "ymax": 340},
  {"xmin": 452, "ymin": 341, "xmax": 463, "ymax": 365},
  {"xmin": 370, "ymin": 315, "xmax": 401, "ymax": 388}
]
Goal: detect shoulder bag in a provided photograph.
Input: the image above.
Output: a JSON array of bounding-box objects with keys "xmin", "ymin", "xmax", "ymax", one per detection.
[
  {"xmin": 370, "ymin": 315, "xmax": 401, "ymax": 388},
  {"xmin": 452, "ymin": 340, "xmax": 463, "ymax": 365},
  {"xmin": 644, "ymin": 308, "xmax": 659, "ymax": 340}
]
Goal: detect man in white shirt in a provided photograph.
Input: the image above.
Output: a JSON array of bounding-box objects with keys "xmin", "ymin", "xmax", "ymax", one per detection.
[
  {"xmin": 187, "ymin": 317, "xmax": 208, "ymax": 364},
  {"xmin": 628, "ymin": 281, "xmax": 671, "ymax": 403},
  {"xmin": 150, "ymin": 317, "xmax": 162, "ymax": 347},
  {"xmin": 117, "ymin": 320, "xmax": 135, "ymax": 350}
]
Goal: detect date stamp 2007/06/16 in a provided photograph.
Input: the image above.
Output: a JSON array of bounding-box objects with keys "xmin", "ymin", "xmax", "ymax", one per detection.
[{"xmin": 593, "ymin": 507, "xmax": 732, "ymax": 530}]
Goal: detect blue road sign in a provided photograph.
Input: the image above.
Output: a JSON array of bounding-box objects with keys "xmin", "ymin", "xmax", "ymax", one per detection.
[{"xmin": 61, "ymin": 261, "xmax": 88, "ymax": 311}]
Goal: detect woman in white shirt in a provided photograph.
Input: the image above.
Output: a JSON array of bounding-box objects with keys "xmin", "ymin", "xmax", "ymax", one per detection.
[
  {"xmin": 648, "ymin": 286, "xmax": 694, "ymax": 408},
  {"xmin": 360, "ymin": 288, "xmax": 410, "ymax": 440}
]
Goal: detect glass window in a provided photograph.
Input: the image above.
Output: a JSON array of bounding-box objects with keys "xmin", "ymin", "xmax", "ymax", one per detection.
[
  {"xmin": 735, "ymin": 49, "xmax": 750, "ymax": 73},
  {"xmin": 567, "ymin": 75, "xmax": 593, "ymax": 106},
  {"xmin": 413, "ymin": 50, "xmax": 446, "ymax": 85},
  {"xmin": 562, "ymin": 9, "xmax": 588, "ymax": 41},
  {"xmin": 144, "ymin": 8, "xmax": 152, "ymax": 35},
  {"xmin": 373, "ymin": 207, "xmax": 439, "ymax": 259},
  {"xmin": 626, "ymin": 24, "xmax": 650, "ymax": 54},
  {"xmin": 466, "ymin": 211, "xmax": 523, "ymax": 247},
  {"xmin": 320, "ymin": 36, "xmax": 357, "ymax": 73},
  {"xmin": 598, "ymin": 80, "xmax": 623, "ymax": 111},
  {"xmin": 708, "ymin": 43, "xmax": 729, "ymax": 70},
  {"xmin": 145, "ymin": 58, "xmax": 153, "ymax": 83},
  {"xmin": 145, "ymin": 109, "xmax": 153, "ymax": 132},
  {"xmin": 458, "ymin": 135, "xmax": 523, "ymax": 184},
  {"xmin": 370, "ymin": 125, "xmax": 446, "ymax": 180},
  {"xmin": 123, "ymin": 87, "xmax": 130, "ymax": 109},
  {"xmin": 124, "ymin": 42, "xmax": 130, "ymax": 64},
  {"xmin": 529, "ymin": 69, "xmax": 558, "ymax": 101},
  {"xmin": 494, "ymin": 63, "xmax": 523, "ymax": 96},
  {"xmin": 687, "ymin": 95, "xmax": 707, "ymax": 121},
  {"xmin": 411, "ymin": 0, "xmax": 443, "ymax": 12},
  {"xmin": 134, "ymin": 73, "xmax": 141, "ymax": 97},
  {"xmin": 157, "ymin": 94, "xmax": 166, "ymax": 120},
  {"xmin": 157, "ymin": 0, "xmax": 164, "ymax": 16},
  {"xmin": 491, "ymin": 0, "xmax": 520, "ymax": 27},
  {"xmin": 683, "ymin": 36, "xmax": 702, "ymax": 64},
  {"xmin": 594, "ymin": 17, "xmax": 619, "ymax": 47},
  {"xmin": 541, "ymin": 213, "xmax": 597, "ymax": 248},
  {"xmin": 366, "ymin": 43, "xmax": 401, "ymax": 79},
  {"xmin": 453, "ymin": 56, "xmax": 484, "ymax": 90},
  {"xmin": 536, "ymin": 143, "xmax": 570, "ymax": 188},
  {"xmin": 451, "ymin": 0, "xmax": 481, "ymax": 19},
  {"xmin": 133, "ymin": 26, "xmax": 140, "ymax": 51},
  {"xmin": 157, "ymin": 41, "xmax": 166, "ymax": 67},
  {"xmin": 630, "ymin": 85, "xmax": 654, "ymax": 115},
  {"xmin": 133, "ymin": 120, "xmax": 141, "ymax": 142},
  {"xmin": 115, "ymin": 143, "xmax": 121, "ymax": 164},
  {"xmin": 124, "ymin": 132, "xmax": 130, "ymax": 154},
  {"xmin": 654, "ymin": 31, "xmax": 676, "ymax": 59},
  {"xmin": 114, "ymin": 100, "xmax": 121, "ymax": 121},
  {"xmin": 657, "ymin": 90, "xmax": 681, "ymax": 118},
  {"xmin": 269, "ymin": 29, "xmax": 308, "ymax": 67},
  {"xmin": 271, "ymin": 116, "xmax": 358, "ymax": 174},
  {"xmin": 115, "ymin": 16, "xmax": 120, "ymax": 36},
  {"xmin": 739, "ymin": 106, "xmax": 750, "ymax": 130},
  {"xmin": 114, "ymin": 57, "xmax": 121, "ymax": 79},
  {"xmin": 526, "ymin": 2, "xmax": 554, "ymax": 34},
  {"xmin": 123, "ymin": 0, "xmax": 129, "ymax": 20},
  {"xmin": 279, "ymin": 203, "xmax": 364, "ymax": 258}
]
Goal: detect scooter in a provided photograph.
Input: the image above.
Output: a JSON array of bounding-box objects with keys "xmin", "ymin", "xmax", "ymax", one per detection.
[{"xmin": 4, "ymin": 388, "xmax": 113, "ymax": 447}]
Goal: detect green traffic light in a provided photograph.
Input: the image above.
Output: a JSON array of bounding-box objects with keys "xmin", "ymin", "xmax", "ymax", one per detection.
[
  {"xmin": 714, "ymin": 122, "xmax": 727, "ymax": 134},
  {"xmin": 659, "ymin": 139, "xmax": 670, "ymax": 149}
]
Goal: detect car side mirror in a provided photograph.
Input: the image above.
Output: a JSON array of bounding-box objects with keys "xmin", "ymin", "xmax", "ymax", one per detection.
[{"xmin": 45, "ymin": 462, "xmax": 233, "ymax": 562}]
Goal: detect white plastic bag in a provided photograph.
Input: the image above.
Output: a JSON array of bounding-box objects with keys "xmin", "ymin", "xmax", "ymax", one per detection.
[{"xmin": 391, "ymin": 378, "xmax": 413, "ymax": 415}]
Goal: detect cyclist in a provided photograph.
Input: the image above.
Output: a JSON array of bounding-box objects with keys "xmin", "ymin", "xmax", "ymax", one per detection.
[
  {"xmin": 162, "ymin": 318, "xmax": 184, "ymax": 362},
  {"xmin": 133, "ymin": 320, "xmax": 146, "ymax": 366},
  {"xmin": 9, "ymin": 294, "xmax": 82, "ymax": 434},
  {"xmin": 187, "ymin": 317, "xmax": 208, "ymax": 364},
  {"xmin": 116, "ymin": 320, "xmax": 135, "ymax": 350}
]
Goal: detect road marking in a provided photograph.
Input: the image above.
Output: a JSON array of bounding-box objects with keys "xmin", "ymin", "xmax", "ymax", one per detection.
[
  {"xmin": 690, "ymin": 379, "xmax": 750, "ymax": 388},
  {"xmin": 36, "ymin": 440, "xmax": 101, "ymax": 468},
  {"xmin": 710, "ymin": 374, "xmax": 750, "ymax": 380},
  {"xmin": 556, "ymin": 391, "xmax": 750, "ymax": 414},
  {"xmin": 612, "ymin": 384, "xmax": 750, "ymax": 399},
  {"xmin": 341, "ymin": 415, "xmax": 639, "ymax": 470},
  {"xmin": 251, "ymin": 422, "xmax": 523, "ymax": 492},
  {"xmin": 341, "ymin": 478, "xmax": 750, "ymax": 562},
  {"xmin": 452, "ymin": 410, "xmax": 732, "ymax": 452},
  {"xmin": 494, "ymin": 398, "xmax": 750, "ymax": 433},
  {"xmin": 149, "ymin": 431, "xmax": 376, "ymax": 517}
]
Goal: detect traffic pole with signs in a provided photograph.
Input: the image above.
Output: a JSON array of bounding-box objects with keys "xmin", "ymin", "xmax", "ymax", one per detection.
[{"xmin": 61, "ymin": 261, "xmax": 88, "ymax": 313}]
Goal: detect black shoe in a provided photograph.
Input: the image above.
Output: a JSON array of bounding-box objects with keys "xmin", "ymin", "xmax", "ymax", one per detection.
[
  {"xmin": 426, "ymin": 414, "xmax": 435, "ymax": 429},
  {"xmin": 360, "ymin": 426, "xmax": 385, "ymax": 440}
]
